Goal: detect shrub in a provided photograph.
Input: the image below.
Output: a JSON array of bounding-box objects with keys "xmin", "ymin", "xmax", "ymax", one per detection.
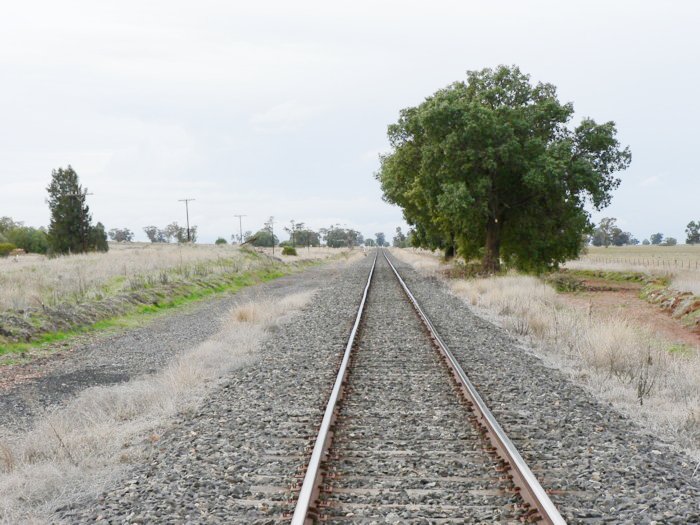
[
  {"xmin": 215, "ymin": 237, "xmax": 228, "ymax": 245},
  {"xmin": 282, "ymin": 246, "xmax": 297, "ymax": 256},
  {"xmin": 0, "ymin": 242, "xmax": 17, "ymax": 257}
]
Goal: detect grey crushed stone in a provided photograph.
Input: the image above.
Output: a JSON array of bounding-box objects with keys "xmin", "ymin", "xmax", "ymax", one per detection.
[
  {"xmin": 0, "ymin": 262, "xmax": 335, "ymax": 433},
  {"xmin": 318, "ymin": 255, "xmax": 523, "ymax": 522},
  {"xmin": 57, "ymin": 254, "xmax": 375, "ymax": 524},
  {"xmin": 51, "ymin": 250, "xmax": 700, "ymax": 523},
  {"xmin": 385, "ymin": 251, "xmax": 700, "ymax": 524}
]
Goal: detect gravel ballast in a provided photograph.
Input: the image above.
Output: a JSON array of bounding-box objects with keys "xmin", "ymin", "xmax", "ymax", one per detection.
[
  {"xmin": 318, "ymin": 256, "xmax": 523, "ymax": 522},
  {"xmin": 45, "ymin": 250, "xmax": 700, "ymax": 522},
  {"xmin": 58, "ymin": 254, "xmax": 376, "ymax": 523},
  {"xmin": 385, "ymin": 251, "xmax": 700, "ymax": 523},
  {"xmin": 0, "ymin": 262, "xmax": 335, "ymax": 432}
]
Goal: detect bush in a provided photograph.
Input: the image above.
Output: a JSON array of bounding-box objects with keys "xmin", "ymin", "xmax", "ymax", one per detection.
[
  {"xmin": 282, "ymin": 246, "xmax": 297, "ymax": 256},
  {"xmin": 0, "ymin": 242, "xmax": 17, "ymax": 257},
  {"xmin": 6, "ymin": 226, "xmax": 49, "ymax": 254},
  {"xmin": 215, "ymin": 237, "xmax": 228, "ymax": 245}
]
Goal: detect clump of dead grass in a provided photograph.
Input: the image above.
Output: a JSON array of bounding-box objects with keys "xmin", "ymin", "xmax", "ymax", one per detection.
[
  {"xmin": 451, "ymin": 275, "xmax": 700, "ymax": 459},
  {"xmin": 391, "ymin": 249, "xmax": 700, "ymax": 460},
  {"xmin": 0, "ymin": 291, "xmax": 313, "ymax": 523}
]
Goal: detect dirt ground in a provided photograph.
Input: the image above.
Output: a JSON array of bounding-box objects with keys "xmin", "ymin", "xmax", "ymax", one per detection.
[{"xmin": 561, "ymin": 277, "xmax": 700, "ymax": 349}]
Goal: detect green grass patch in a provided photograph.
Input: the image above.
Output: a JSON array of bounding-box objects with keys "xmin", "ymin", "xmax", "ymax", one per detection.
[
  {"xmin": 563, "ymin": 268, "xmax": 652, "ymax": 284},
  {"xmin": 667, "ymin": 343, "xmax": 695, "ymax": 356}
]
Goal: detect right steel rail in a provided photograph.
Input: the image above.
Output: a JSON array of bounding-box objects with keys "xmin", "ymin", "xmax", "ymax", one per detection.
[{"xmin": 382, "ymin": 249, "xmax": 566, "ymax": 525}]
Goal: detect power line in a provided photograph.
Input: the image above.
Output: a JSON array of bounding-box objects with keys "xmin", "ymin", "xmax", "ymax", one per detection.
[{"xmin": 178, "ymin": 198, "xmax": 196, "ymax": 242}]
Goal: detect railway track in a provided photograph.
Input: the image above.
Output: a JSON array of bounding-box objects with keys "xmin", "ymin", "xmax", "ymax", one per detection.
[{"xmin": 291, "ymin": 250, "xmax": 564, "ymax": 524}]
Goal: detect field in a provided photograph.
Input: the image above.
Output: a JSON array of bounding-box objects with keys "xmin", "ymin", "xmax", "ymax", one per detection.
[
  {"xmin": 566, "ymin": 245, "xmax": 700, "ymax": 295},
  {"xmin": 0, "ymin": 243, "xmax": 349, "ymax": 311},
  {"xmin": 0, "ymin": 243, "xmax": 354, "ymax": 355}
]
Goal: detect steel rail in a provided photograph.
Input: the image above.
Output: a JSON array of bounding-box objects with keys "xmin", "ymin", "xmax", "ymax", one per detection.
[
  {"xmin": 382, "ymin": 249, "xmax": 566, "ymax": 525},
  {"xmin": 291, "ymin": 252, "xmax": 378, "ymax": 525}
]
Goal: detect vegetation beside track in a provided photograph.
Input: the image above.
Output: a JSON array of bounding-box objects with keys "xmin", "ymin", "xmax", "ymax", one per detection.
[{"xmin": 0, "ymin": 249, "xmax": 326, "ymax": 362}]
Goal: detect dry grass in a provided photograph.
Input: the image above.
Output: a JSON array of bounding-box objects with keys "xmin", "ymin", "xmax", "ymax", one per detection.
[
  {"xmin": 392, "ymin": 249, "xmax": 700, "ymax": 460},
  {"xmin": 254, "ymin": 246, "xmax": 354, "ymax": 262},
  {"xmin": 0, "ymin": 244, "xmax": 351, "ymax": 312},
  {"xmin": 0, "ymin": 243, "xmax": 258, "ymax": 311},
  {"xmin": 567, "ymin": 245, "xmax": 700, "ymax": 296},
  {"xmin": 388, "ymin": 248, "xmax": 445, "ymax": 275},
  {"xmin": 0, "ymin": 291, "xmax": 313, "ymax": 523},
  {"xmin": 575, "ymin": 244, "xmax": 700, "ymax": 270}
]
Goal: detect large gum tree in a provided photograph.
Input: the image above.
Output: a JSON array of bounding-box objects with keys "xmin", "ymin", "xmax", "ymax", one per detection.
[{"xmin": 377, "ymin": 65, "xmax": 631, "ymax": 272}]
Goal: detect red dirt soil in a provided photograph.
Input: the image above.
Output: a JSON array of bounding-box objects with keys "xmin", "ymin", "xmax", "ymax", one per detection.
[{"xmin": 561, "ymin": 278, "xmax": 700, "ymax": 349}]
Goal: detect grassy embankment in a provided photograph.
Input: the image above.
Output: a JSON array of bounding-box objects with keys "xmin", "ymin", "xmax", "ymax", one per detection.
[
  {"xmin": 0, "ymin": 243, "xmax": 348, "ymax": 361},
  {"xmin": 392, "ymin": 247, "xmax": 700, "ymax": 460}
]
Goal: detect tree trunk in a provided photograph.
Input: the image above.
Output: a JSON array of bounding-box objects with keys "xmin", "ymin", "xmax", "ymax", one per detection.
[
  {"xmin": 444, "ymin": 243, "xmax": 455, "ymax": 260},
  {"xmin": 482, "ymin": 219, "xmax": 501, "ymax": 273}
]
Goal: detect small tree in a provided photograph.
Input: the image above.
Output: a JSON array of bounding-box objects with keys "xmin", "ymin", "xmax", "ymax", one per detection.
[
  {"xmin": 143, "ymin": 226, "xmax": 166, "ymax": 243},
  {"xmin": 264, "ymin": 217, "xmax": 276, "ymax": 251},
  {"xmin": 250, "ymin": 229, "xmax": 278, "ymax": 247},
  {"xmin": 1, "ymin": 218, "xmax": 49, "ymax": 254},
  {"xmin": 321, "ymin": 225, "xmax": 362, "ymax": 247},
  {"xmin": 393, "ymin": 227, "xmax": 408, "ymax": 248},
  {"xmin": 592, "ymin": 217, "xmax": 618, "ymax": 247},
  {"xmin": 284, "ymin": 220, "xmax": 306, "ymax": 247},
  {"xmin": 375, "ymin": 232, "xmax": 386, "ymax": 247},
  {"xmin": 661, "ymin": 237, "xmax": 677, "ymax": 246},
  {"xmin": 642, "ymin": 239, "xmax": 650, "ymax": 245},
  {"xmin": 89, "ymin": 222, "xmax": 109, "ymax": 252},
  {"xmin": 215, "ymin": 237, "xmax": 228, "ymax": 245},
  {"xmin": 108, "ymin": 228, "xmax": 134, "ymax": 242},
  {"xmin": 686, "ymin": 221, "xmax": 700, "ymax": 244},
  {"xmin": 46, "ymin": 165, "xmax": 107, "ymax": 254},
  {"xmin": 650, "ymin": 233, "xmax": 664, "ymax": 245},
  {"xmin": 365, "ymin": 238, "xmax": 376, "ymax": 247}
]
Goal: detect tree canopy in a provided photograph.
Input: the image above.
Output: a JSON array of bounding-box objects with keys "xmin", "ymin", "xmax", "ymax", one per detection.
[
  {"xmin": 377, "ymin": 65, "xmax": 631, "ymax": 272},
  {"xmin": 590, "ymin": 217, "xmax": 636, "ymax": 247},
  {"xmin": 46, "ymin": 166, "xmax": 108, "ymax": 254},
  {"xmin": 0, "ymin": 217, "xmax": 49, "ymax": 254},
  {"xmin": 321, "ymin": 225, "xmax": 363, "ymax": 248},
  {"xmin": 686, "ymin": 221, "xmax": 700, "ymax": 244}
]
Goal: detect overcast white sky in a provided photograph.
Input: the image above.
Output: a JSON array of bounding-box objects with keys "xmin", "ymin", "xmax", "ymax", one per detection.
[{"xmin": 1, "ymin": 0, "xmax": 698, "ymax": 243}]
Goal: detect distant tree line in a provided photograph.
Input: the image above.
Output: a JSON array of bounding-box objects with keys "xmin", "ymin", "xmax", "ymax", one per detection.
[
  {"xmin": 0, "ymin": 217, "xmax": 49, "ymax": 255},
  {"xmin": 143, "ymin": 223, "xmax": 198, "ymax": 243},
  {"xmin": 590, "ymin": 217, "xmax": 700, "ymax": 247},
  {"xmin": 1, "ymin": 166, "xmax": 108, "ymax": 257},
  {"xmin": 238, "ymin": 220, "xmax": 375, "ymax": 249}
]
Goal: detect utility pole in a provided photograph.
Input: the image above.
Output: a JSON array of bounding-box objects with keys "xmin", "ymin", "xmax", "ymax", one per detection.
[
  {"xmin": 234, "ymin": 214, "xmax": 246, "ymax": 244},
  {"xmin": 178, "ymin": 198, "xmax": 195, "ymax": 242}
]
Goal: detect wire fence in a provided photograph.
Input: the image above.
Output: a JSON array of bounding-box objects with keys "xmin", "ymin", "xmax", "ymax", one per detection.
[{"xmin": 580, "ymin": 257, "xmax": 700, "ymax": 270}]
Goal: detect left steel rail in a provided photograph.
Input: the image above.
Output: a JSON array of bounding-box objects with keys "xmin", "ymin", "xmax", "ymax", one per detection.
[{"xmin": 290, "ymin": 252, "xmax": 378, "ymax": 525}]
